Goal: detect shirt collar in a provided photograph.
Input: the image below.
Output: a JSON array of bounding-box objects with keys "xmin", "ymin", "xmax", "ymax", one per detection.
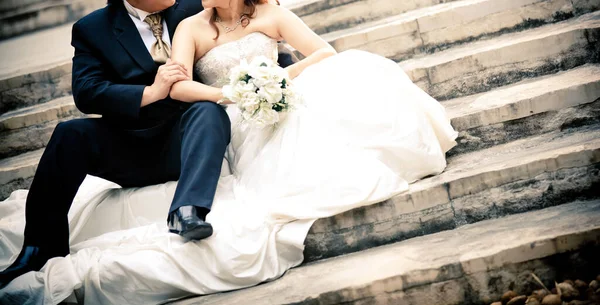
[{"xmin": 123, "ymin": 0, "xmax": 157, "ymax": 22}]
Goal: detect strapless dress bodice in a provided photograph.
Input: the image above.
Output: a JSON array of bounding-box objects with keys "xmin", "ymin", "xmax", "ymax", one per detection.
[{"xmin": 194, "ymin": 32, "xmax": 278, "ymax": 87}]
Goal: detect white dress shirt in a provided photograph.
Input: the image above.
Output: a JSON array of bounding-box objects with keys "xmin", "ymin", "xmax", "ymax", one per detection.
[{"xmin": 123, "ymin": 0, "xmax": 171, "ymax": 53}]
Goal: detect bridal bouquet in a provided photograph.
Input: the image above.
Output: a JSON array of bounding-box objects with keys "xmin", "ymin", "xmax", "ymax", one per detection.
[{"xmin": 222, "ymin": 56, "xmax": 299, "ymax": 128}]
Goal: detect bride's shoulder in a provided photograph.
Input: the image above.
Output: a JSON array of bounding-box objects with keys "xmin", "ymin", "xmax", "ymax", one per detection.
[
  {"xmin": 255, "ymin": 2, "xmax": 298, "ymax": 20},
  {"xmin": 253, "ymin": 2, "xmax": 297, "ymax": 25},
  {"xmin": 254, "ymin": 1, "xmax": 286, "ymax": 13}
]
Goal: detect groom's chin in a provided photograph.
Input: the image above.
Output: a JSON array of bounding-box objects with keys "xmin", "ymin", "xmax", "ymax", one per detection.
[
  {"xmin": 165, "ymin": 0, "xmax": 177, "ymax": 9},
  {"xmin": 157, "ymin": 0, "xmax": 177, "ymax": 11}
]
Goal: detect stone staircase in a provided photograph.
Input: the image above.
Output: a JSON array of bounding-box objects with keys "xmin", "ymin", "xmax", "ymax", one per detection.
[
  {"xmin": 0, "ymin": 0, "xmax": 105, "ymax": 40},
  {"xmin": 173, "ymin": 201, "xmax": 600, "ymax": 305},
  {"xmin": 0, "ymin": 0, "xmax": 599, "ymax": 304}
]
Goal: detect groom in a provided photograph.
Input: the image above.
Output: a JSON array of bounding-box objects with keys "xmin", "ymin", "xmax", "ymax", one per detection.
[{"xmin": 0, "ymin": 0, "xmax": 297, "ymax": 287}]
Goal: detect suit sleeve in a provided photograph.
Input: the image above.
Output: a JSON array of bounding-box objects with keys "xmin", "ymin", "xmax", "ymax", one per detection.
[
  {"xmin": 277, "ymin": 43, "xmax": 299, "ymax": 68},
  {"xmin": 71, "ymin": 22, "xmax": 145, "ymax": 119}
]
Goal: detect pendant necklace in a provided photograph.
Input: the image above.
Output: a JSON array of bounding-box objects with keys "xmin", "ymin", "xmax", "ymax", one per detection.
[{"xmin": 215, "ymin": 15, "xmax": 244, "ymax": 33}]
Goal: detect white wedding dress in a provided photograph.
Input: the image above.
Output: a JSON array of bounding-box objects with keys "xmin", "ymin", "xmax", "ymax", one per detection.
[{"xmin": 0, "ymin": 32, "xmax": 457, "ymax": 304}]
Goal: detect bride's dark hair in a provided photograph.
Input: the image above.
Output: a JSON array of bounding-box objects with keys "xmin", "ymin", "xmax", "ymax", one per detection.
[{"xmin": 210, "ymin": 0, "xmax": 280, "ymax": 40}]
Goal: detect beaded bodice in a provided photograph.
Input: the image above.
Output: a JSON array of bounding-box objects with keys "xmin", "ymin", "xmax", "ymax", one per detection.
[{"xmin": 194, "ymin": 32, "xmax": 278, "ymax": 87}]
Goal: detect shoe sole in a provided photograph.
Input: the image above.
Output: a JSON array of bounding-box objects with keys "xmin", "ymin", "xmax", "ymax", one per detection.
[{"xmin": 170, "ymin": 225, "xmax": 213, "ymax": 241}]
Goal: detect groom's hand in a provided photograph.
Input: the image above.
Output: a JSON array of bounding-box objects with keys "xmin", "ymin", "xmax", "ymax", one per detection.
[{"xmin": 142, "ymin": 59, "xmax": 189, "ymax": 107}]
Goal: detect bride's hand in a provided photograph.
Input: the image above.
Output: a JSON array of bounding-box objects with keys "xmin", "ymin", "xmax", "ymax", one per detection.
[
  {"xmin": 215, "ymin": 87, "xmax": 234, "ymax": 105},
  {"xmin": 217, "ymin": 99, "xmax": 235, "ymax": 105}
]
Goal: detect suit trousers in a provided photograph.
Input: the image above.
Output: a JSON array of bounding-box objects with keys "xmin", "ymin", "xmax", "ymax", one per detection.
[{"xmin": 23, "ymin": 102, "xmax": 231, "ymax": 257}]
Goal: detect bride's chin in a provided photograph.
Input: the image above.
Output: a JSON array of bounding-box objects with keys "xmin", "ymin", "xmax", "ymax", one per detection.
[
  {"xmin": 201, "ymin": 0, "xmax": 215, "ymax": 8},
  {"xmin": 202, "ymin": 0, "xmax": 230, "ymax": 9}
]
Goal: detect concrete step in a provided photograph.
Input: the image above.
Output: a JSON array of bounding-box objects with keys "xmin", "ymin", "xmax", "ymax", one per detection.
[
  {"xmin": 291, "ymin": 0, "xmax": 461, "ymax": 35},
  {"xmin": 1, "ymin": 64, "xmax": 598, "ymax": 196},
  {"xmin": 169, "ymin": 200, "xmax": 600, "ymax": 305},
  {"xmin": 0, "ymin": 95, "xmax": 78, "ymax": 131},
  {"xmin": 2, "ymin": 111, "xmax": 598, "ymax": 260},
  {"xmin": 300, "ymin": 126, "xmax": 600, "ymax": 262},
  {"xmin": 5, "ymin": 63, "xmax": 597, "ymax": 165},
  {"xmin": 0, "ymin": 0, "xmax": 104, "ymax": 40},
  {"xmin": 399, "ymin": 10, "xmax": 600, "ymax": 101},
  {"xmin": 444, "ymin": 64, "xmax": 600, "ymax": 156},
  {"xmin": 323, "ymin": 0, "xmax": 585, "ymax": 62},
  {"xmin": 0, "ymin": 95, "xmax": 85, "ymax": 159},
  {"xmin": 0, "ymin": 0, "xmax": 45, "ymax": 13},
  {"xmin": 0, "ymin": 148, "xmax": 42, "ymax": 201},
  {"xmin": 0, "ymin": 117, "xmax": 73, "ymax": 160},
  {"xmin": 286, "ymin": 0, "xmax": 360, "ymax": 17},
  {"xmin": 6, "ymin": 10, "xmax": 599, "ymax": 116},
  {"xmin": 0, "ymin": 22, "xmax": 73, "ymax": 114}
]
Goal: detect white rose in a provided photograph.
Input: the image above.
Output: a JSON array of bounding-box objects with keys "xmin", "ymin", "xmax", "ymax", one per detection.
[
  {"xmin": 242, "ymin": 109, "xmax": 255, "ymax": 121},
  {"xmin": 257, "ymin": 82, "xmax": 283, "ymax": 105},
  {"xmin": 248, "ymin": 56, "xmax": 276, "ymax": 87},
  {"xmin": 234, "ymin": 81, "xmax": 256, "ymax": 95},
  {"xmin": 271, "ymin": 66, "xmax": 289, "ymax": 83},
  {"xmin": 253, "ymin": 103, "xmax": 280, "ymax": 127},
  {"xmin": 229, "ymin": 59, "xmax": 250, "ymax": 83},
  {"xmin": 248, "ymin": 66, "xmax": 272, "ymax": 87},
  {"xmin": 222, "ymin": 84, "xmax": 241, "ymax": 103},
  {"xmin": 223, "ymin": 81, "xmax": 257, "ymax": 104},
  {"xmin": 239, "ymin": 92, "xmax": 260, "ymax": 114},
  {"xmin": 249, "ymin": 56, "xmax": 274, "ymax": 68}
]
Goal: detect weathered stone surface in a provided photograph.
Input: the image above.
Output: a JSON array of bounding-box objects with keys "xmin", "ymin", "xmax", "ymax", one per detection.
[
  {"xmin": 0, "ymin": 95, "xmax": 88, "ymax": 159},
  {"xmin": 287, "ymin": 0, "xmax": 361, "ymax": 17},
  {"xmin": 1, "ymin": 0, "xmax": 599, "ymax": 303},
  {"xmin": 0, "ymin": 0, "xmax": 45, "ymax": 12},
  {"xmin": 572, "ymin": 0, "xmax": 600, "ymax": 15},
  {"xmin": 0, "ymin": 22, "xmax": 72, "ymax": 80},
  {"xmin": 444, "ymin": 65, "xmax": 600, "ymax": 132},
  {"xmin": 302, "ymin": 127, "xmax": 600, "ymax": 261},
  {"xmin": 0, "ymin": 95, "xmax": 78, "ymax": 130},
  {"xmin": 449, "ymin": 99, "xmax": 600, "ymax": 156},
  {"xmin": 2, "ymin": 62, "xmax": 596, "ymax": 162},
  {"xmin": 0, "ymin": 0, "xmax": 105, "ymax": 40},
  {"xmin": 0, "ymin": 22, "xmax": 73, "ymax": 113},
  {"xmin": 0, "ymin": 176, "xmax": 33, "ymax": 201},
  {"xmin": 0, "ymin": 148, "xmax": 42, "ymax": 186},
  {"xmin": 325, "ymin": 0, "xmax": 578, "ymax": 61},
  {"xmin": 0, "ymin": 69, "xmax": 72, "ymax": 114},
  {"xmin": 0, "ymin": 118, "xmax": 71, "ymax": 159},
  {"xmin": 169, "ymin": 201, "xmax": 600, "ymax": 305},
  {"xmin": 297, "ymin": 0, "xmax": 457, "ymax": 35},
  {"xmin": 399, "ymin": 11, "xmax": 600, "ymax": 101}
]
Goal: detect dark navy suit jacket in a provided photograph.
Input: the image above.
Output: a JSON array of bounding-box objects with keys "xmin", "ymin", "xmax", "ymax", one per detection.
[{"xmin": 71, "ymin": 0, "xmax": 296, "ymax": 130}]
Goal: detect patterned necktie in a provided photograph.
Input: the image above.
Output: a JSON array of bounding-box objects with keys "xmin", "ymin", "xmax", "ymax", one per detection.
[{"xmin": 144, "ymin": 13, "xmax": 171, "ymax": 64}]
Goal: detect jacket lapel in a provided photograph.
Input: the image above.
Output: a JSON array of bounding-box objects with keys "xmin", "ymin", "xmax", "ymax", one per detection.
[
  {"xmin": 112, "ymin": 2, "xmax": 157, "ymax": 73},
  {"xmin": 163, "ymin": 1, "xmax": 187, "ymax": 41}
]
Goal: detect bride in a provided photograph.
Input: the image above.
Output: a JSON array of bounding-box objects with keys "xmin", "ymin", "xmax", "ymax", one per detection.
[{"xmin": 0, "ymin": 0, "xmax": 457, "ymax": 304}]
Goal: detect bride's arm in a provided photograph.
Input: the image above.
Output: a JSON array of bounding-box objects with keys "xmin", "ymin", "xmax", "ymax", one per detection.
[
  {"xmin": 169, "ymin": 19, "xmax": 225, "ymax": 103},
  {"xmin": 271, "ymin": 5, "xmax": 337, "ymax": 79}
]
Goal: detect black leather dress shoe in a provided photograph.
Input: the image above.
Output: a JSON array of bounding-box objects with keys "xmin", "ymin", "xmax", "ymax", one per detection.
[
  {"xmin": 167, "ymin": 206, "xmax": 213, "ymax": 240},
  {"xmin": 0, "ymin": 245, "xmax": 49, "ymax": 288}
]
